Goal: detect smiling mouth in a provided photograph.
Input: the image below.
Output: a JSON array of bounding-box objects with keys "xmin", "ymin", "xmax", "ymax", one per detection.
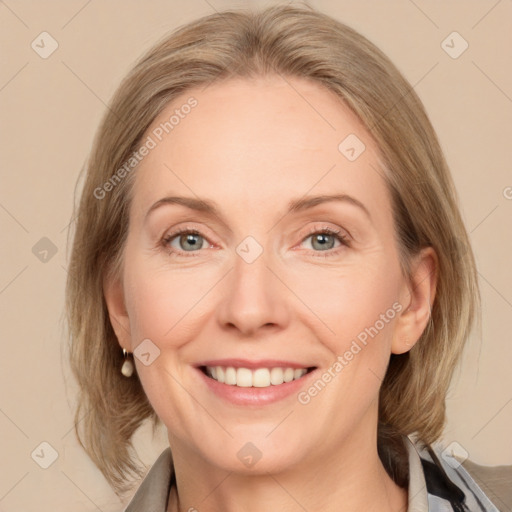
[{"xmin": 199, "ymin": 365, "xmax": 316, "ymax": 388}]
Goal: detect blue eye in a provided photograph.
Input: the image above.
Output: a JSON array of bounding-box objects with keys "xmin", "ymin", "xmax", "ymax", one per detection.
[
  {"xmin": 301, "ymin": 227, "xmax": 350, "ymax": 257},
  {"xmin": 161, "ymin": 226, "xmax": 350, "ymax": 258},
  {"xmin": 163, "ymin": 229, "xmax": 208, "ymax": 253},
  {"xmin": 307, "ymin": 232, "xmax": 338, "ymax": 251}
]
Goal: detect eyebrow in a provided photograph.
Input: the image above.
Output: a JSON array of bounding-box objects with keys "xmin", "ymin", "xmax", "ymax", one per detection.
[
  {"xmin": 288, "ymin": 193, "xmax": 371, "ymax": 219},
  {"xmin": 145, "ymin": 193, "xmax": 371, "ymax": 224}
]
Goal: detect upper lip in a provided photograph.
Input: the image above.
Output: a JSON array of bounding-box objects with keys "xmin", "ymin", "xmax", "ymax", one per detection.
[{"xmin": 195, "ymin": 358, "xmax": 316, "ymax": 370}]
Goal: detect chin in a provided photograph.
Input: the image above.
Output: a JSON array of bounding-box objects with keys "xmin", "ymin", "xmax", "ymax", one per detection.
[{"xmin": 195, "ymin": 432, "xmax": 310, "ymax": 476}]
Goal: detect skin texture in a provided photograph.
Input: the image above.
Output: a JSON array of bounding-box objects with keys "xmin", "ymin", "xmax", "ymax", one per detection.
[{"xmin": 104, "ymin": 75, "xmax": 437, "ymax": 512}]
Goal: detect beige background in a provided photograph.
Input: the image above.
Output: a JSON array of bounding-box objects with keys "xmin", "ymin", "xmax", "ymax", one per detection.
[{"xmin": 1, "ymin": 0, "xmax": 511, "ymax": 510}]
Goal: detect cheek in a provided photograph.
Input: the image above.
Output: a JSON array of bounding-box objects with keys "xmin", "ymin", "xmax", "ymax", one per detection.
[
  {"xmin": 124, "ymin": 256, "xmax": 217, "ymax": 345},
  {"xmin": 122, "ymin": 261, "xmax": 203, "ymax": 430},
  {"xmin": 288, "ymin": 257, "xmax": 402, "ymax": 352},
  {"xmin": 126, "ymin": 276, "xmax": 182, "ymax": 342},
  {"xmin": 294, "ymin": 261, "xmax": 403, "ymax": 427}
]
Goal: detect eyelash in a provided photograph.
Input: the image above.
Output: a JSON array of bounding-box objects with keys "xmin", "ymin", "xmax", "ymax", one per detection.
[
  {"xmin": 161, "ymin": 226, "xmax": 350, "ymax": 258},
  {"xmin": 161, "ymin": 228, "xmax": 205, "ymax": 258},
  {"xmin": 302, "ymin": 226, "xmax": 350, "ymax": 258}
]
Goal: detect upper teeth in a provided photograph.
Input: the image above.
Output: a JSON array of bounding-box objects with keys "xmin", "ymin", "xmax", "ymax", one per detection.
[{"xmin": 206, "ymin": 366, "xmax": 308, "ymax": 387}]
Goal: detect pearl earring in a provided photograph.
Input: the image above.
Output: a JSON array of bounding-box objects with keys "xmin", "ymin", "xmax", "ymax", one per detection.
[{"xmin": 121, "ymin": 348, "xmax": 134, "ymax": 377}]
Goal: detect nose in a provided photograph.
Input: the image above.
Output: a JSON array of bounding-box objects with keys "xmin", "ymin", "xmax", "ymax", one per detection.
[{"xmin": 216, "ymin": 248, "xmax": 290, "ymax": 337}]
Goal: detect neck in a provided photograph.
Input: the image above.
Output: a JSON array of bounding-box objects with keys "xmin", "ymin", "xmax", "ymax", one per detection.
[{"xmin": 166, "ymin": 424, "xmax": 408, "ymax": 512}]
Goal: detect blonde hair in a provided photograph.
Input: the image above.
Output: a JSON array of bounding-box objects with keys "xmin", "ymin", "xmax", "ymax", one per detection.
[{"xmin": 66, "ymin": 2, "xmax": 480, "ymax": 495}]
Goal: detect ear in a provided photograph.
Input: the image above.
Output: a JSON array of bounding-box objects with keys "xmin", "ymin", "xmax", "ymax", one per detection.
[
  {"xmin": 103, "ymin": 271, "xmax": 133, "ymax": 352},
  {"xmin": 392, "ymin": 246, "xmax": 438, "ymax": 355}
]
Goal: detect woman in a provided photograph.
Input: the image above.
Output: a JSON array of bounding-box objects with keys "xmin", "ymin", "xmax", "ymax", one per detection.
[{"xmin": 66, "ymin": 4, "xmax": 511, "ymax": 511}]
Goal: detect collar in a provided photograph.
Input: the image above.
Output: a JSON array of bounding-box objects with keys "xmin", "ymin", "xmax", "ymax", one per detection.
[
  {"xmin": 123, "ymin": 435, "xmax": 497, "ymax": 511},
  {"xmin": 413, "ymin": 439, "xmax": 500, "ymax": 511},
  {"xmin": 405, "ymin": 435, "xmax": 430, "ymax": 511},
  {"xmin": 123, "ymin": 446, "xmax": 173, "ymax": 511}
]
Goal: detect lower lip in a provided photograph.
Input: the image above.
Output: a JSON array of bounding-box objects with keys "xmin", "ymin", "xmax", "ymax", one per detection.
[{"xmin": 196, "ymin": 367, "xmax": 317, "ymax": 406}]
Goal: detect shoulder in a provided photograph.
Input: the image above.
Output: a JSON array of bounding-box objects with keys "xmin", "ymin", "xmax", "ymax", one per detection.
[
  {"xmin": 412, "ymin": 437, "xmax": 512, "ymax": 512},
  {"xmin": 461, "ymin": 458, "xmax": 512, "ymax": 511}
]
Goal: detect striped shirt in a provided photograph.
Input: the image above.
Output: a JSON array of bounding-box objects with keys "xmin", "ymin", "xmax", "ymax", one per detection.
[{"xmin": 404, "ymin": 436, "xmax": 501, "ymax": 511}]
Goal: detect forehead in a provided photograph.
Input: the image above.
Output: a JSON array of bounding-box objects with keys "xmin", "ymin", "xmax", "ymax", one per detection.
[{"xmin": 131, "ymin": 75, "xmax": 389, "ymax": 222}]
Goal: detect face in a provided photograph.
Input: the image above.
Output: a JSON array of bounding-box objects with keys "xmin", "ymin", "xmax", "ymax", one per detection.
[{"xmin": 106, "ymin": 75, "xmax": 427, "ymax": 474}]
